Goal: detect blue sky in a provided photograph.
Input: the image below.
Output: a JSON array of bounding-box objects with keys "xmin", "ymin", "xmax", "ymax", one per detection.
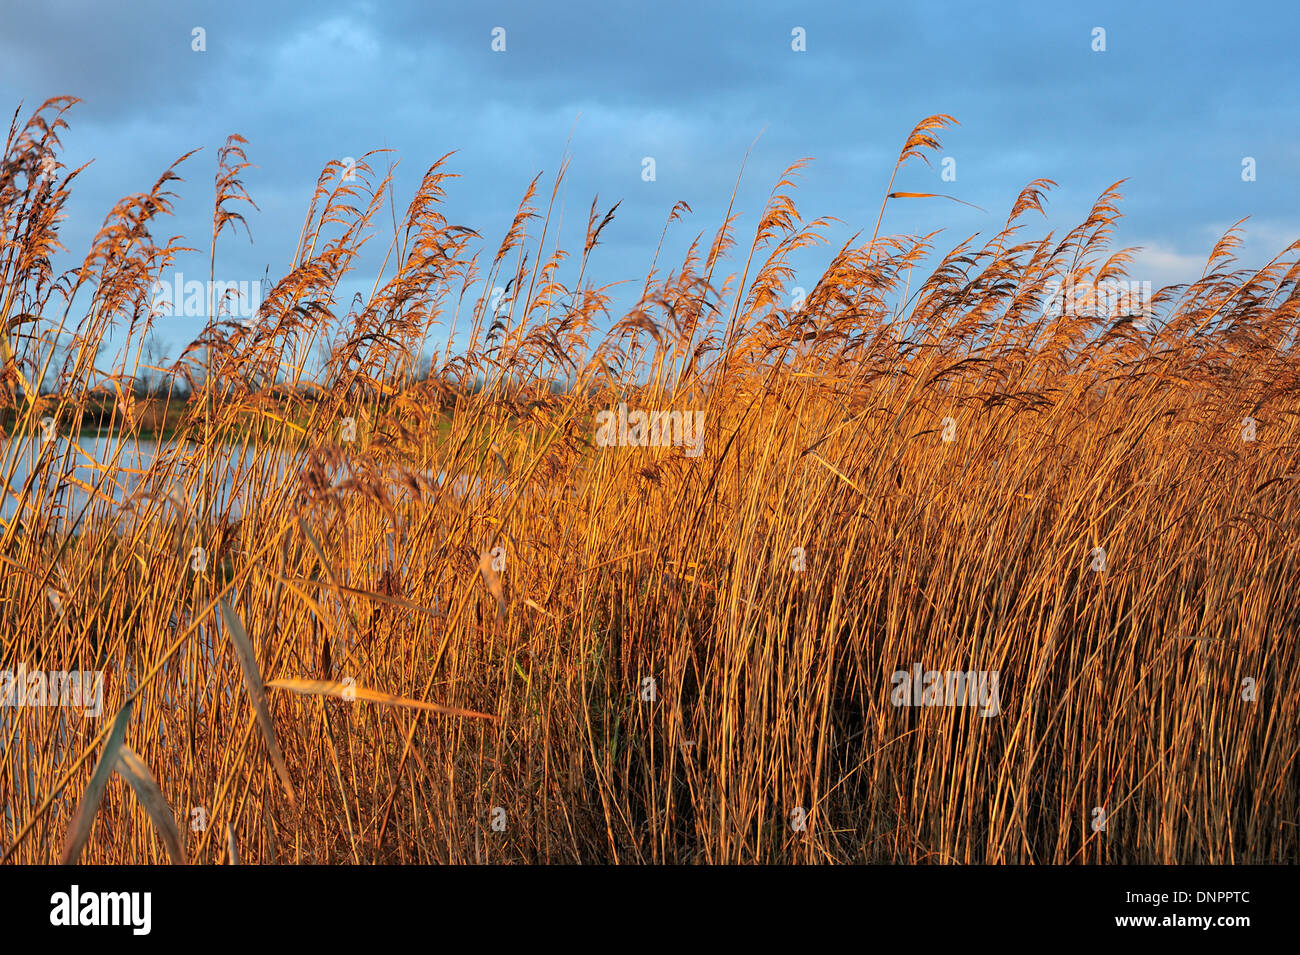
[{"xmin": 3, "ymin": 0, "xmax": 1298, "ymax": 363}]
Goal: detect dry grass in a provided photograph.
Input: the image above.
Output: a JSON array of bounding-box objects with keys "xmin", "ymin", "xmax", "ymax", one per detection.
[{"xmin": 2, "ymin": 97, "xmax": 1298, "ymax": 864}]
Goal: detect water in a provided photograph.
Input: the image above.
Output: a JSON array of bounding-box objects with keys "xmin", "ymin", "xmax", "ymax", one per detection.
[
  {"xmin": 0, "ymin": 432, "xmax": 520, "ymax": 530},
  {"xmin": 0, "ymin": 433, "xmax": 292, "ymax": 530},
  {"xmin": 0, "ymin": 434, "xmax": 536, "ymax": 821}
]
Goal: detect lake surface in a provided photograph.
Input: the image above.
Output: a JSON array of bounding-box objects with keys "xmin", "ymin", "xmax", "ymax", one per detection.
[
  {"xmin": 0, "ymin": 434, "xmax": 295, "ymax": 530},
  {"xmin": 0, "ymin": 433, "xmax": 516, "ymax": 531},
  {"xmin": 0, "ymin": 434, "xmax": 531, "ymax": 820}
]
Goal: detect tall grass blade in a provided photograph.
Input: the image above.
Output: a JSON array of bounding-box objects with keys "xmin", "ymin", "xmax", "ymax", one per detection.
[
  {"xmin": 59, "ymin": 701, "xmax": 132, "ymax": 864},
  {"xmin": 219, "ymin": 597, "xmax": 297, "ymax": 810},
  {"xmin": 266, "ymin": 677, "xmax": 498, "ymax": 721},
  {"xmin": 114, "ymin": 746, "xmax": 188, "ymax": 864}
]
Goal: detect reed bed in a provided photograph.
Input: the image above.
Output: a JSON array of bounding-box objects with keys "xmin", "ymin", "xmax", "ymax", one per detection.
[{"xmin": 1, "ymin": 97, "xmax": 1298, "ymax": 864}]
